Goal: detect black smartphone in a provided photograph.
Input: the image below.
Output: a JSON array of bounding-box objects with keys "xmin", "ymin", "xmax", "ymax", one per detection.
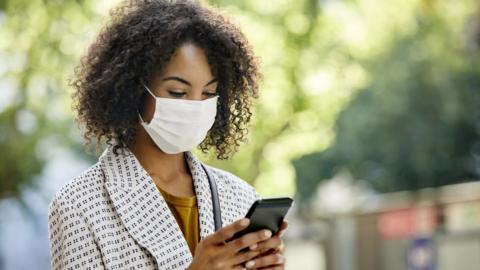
[{"xmin": 230, "ymin": 197, "xmax": 294, "ymax": 241}]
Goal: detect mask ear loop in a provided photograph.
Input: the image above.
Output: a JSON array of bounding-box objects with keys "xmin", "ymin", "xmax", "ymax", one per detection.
[
  {"xmin": 138, "ymin": 83, "xmax": 156, "ymax": 124},
  {"xmin": 142, "ymin": 83, "xmax": 156, "ymax": 98}
]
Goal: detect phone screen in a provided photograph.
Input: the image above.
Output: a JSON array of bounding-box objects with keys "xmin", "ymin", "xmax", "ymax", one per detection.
[{"xmin": 230, "ymin": 197, "xmax": 294, "ymax": 241}]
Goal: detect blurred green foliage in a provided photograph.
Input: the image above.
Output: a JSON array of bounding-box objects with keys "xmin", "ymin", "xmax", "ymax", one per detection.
[
  {"xmin": 1, "ymin": 0, "xmax": 479, "ymax": 208},
  {"xmin": 0, "ymin": 0, "xmax": 104, "ymax": 198},
  {"xmin": 294, "ymin": 1, "xmax": 480, "ymax": 202}
]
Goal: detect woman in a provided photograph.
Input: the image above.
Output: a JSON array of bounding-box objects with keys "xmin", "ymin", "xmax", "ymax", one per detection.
[{"xmin": 47, "ymin": 0, "xmax": 288, "ymax": 269}]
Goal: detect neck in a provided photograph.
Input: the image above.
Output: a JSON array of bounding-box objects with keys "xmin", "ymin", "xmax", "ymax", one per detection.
[{"xmin": 129, "ymin": 124, "xmax": 189, "ymax": 183}]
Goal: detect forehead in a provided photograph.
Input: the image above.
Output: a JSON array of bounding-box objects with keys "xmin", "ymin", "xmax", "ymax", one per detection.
[{"xmin": 160, "ymin": 43, "xmax": 216, "ymax": 82}]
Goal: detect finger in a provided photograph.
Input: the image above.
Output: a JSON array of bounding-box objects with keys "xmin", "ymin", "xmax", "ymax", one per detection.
[
  {"xmin": 229, "ymin": 249, "xmax": 263, "ymax": 266},
  {"xmin": 247, "ymin": 220, "xmax": 289, "ymax": 251},
  {"xmin": 207, "ymin": 218, "xmax": 250, "ymax": 245},
  {"xmin": 229, "ymin": 229, "xmax": 273, "ymax": 253},
  {"xmin": 252, "ymin": 221, "xmax": 287, "ymax": 251},
  {"xmin": 276, "ymin": 220, "xmax": 289, "ymax": 237},
  {"xmin": 232, "ymin": 265, "xmax": 248, "ymax": 270},
  {"xmin": 255, "ymin": 266, "xmax": 283, "ymax": 270},
  {"xmin": 250, "ymin": 236, "xmax": 282, "ymax": 253},
  {"xmin": 244, "ymin": 252, "xmax": 285, "ymax": 269}
]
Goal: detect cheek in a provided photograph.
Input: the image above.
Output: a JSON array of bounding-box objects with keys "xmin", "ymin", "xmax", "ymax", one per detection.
[{"xmin": 141, "ymin": 98, "xmax": 156, "ymax": 123}]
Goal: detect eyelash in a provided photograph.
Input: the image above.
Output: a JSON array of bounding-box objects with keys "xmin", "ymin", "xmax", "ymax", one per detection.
[{"xmin": 168, "ymin": 90, "xmax": 217, "ymax": 98}]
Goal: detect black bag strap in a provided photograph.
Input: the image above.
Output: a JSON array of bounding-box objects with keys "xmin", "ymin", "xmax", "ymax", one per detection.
[{"xmin": 201, "ymin": 164, "xmax": 222, "ymax": 231}]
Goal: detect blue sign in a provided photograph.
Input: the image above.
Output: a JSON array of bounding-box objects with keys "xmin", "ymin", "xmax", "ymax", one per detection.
[{"xmin": 407, "ymin": 237, "xmax": 436, "ymax": 270}]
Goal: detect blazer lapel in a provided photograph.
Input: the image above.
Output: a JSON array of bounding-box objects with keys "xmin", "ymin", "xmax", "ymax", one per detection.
[
  {"xmin": 101, "ymin": 146, "xmax": 193, "ymax": 269},
  {"xmin": 185, "ymin": 153, "xmax": 236, "ymax": 232},
  {"xmin": 184, "ymin": 152, "xmax": 217, "ymax": 239}
]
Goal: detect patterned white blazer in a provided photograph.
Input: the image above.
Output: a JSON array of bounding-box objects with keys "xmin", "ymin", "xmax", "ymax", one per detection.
[{"xmin": 48, "ymin": 145, "xmax": 261, "ymax": 269}]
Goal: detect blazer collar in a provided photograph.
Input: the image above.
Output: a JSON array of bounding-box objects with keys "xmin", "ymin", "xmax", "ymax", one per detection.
[{"xmin": 100, "ymin": 145, "xmax": 217, "ymax": 267}]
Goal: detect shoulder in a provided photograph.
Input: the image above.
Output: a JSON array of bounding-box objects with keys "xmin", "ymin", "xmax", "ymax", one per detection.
[
  {"xmin": 47, "ymin": 163, "xmax": 106, "ymax": 268},
  {"xmin": 48, "ymin": 162, "xmax": 104, "ymax": 215},
  {"xmin": 207, "ymin": 166, "xmax": 261, "ymax": 201}
]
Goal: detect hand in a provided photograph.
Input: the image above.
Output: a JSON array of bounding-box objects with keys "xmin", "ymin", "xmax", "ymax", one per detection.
[
  {"xmin": 187, "ymin": 218, "xmax": 274, "ymax": 270},
  {"xmin": 243, "ymin": 219, "xmax": 289, "ymax": 270}
]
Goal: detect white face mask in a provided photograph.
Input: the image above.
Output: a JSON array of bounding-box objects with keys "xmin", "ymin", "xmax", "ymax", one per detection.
[{"xmin": 139, "ymin": 83, "xmax": 219, "ymax": 154}]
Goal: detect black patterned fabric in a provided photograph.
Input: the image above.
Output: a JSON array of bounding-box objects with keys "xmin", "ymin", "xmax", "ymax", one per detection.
[{"xmin": 48, "ymin": 145, "xmax": 261, "ymax": 269}]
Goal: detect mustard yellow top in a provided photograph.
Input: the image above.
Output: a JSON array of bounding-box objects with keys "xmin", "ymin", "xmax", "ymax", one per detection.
[{"xmin": 156, "ymin": 185, "xmax": 200, "ymax": 255}]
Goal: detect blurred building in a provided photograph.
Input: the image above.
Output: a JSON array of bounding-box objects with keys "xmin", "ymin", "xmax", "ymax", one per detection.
[{"xmin": 326, "ymin": 181, "xmax": 480, "ymax": 270}]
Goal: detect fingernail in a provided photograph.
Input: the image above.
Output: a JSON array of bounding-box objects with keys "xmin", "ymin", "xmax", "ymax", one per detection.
[
  {"xmin": 264, "ymin": 230, "xmax": 272, "ymax": 238},
  {"xmin": 277, "ymin": 254, "xmax": 285, "ymax": 263},
  {"xmin": 279, "ymin": 230, "xmax": 285, "ymax": 237},
  {"xmin": 240, "ymin": 218, "xmax": 249, "ymax": 226},
  {"xmin": 245, "ymin": 260, "xmax": 255, "ymax": 268},
  {"xmin": 249, "ymin": 243, "xmax": 258, "ymax": 250}
]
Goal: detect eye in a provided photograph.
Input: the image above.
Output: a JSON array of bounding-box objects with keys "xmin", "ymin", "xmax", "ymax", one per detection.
[
  {"xmin": 168, "ymin": 90, "xmax": 186, "ymax": 98},
  {"xmin": 203, "ymin": 91, "xmax": 218, "ymax": 97}
]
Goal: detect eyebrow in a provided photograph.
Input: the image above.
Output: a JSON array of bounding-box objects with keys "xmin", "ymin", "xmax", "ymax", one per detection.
[{"xmin": 162, "ymin": 76, "xmax": 217, "ymax": 87}]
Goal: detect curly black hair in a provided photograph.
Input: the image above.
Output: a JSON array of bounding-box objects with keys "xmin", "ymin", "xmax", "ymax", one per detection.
[{"xmin": 70, "ymin": 0, "xmax": 262, "ymax": 159}]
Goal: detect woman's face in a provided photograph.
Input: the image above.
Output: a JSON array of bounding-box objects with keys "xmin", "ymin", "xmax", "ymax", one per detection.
[{"xmin": 142, "ymin": 42, "xmax": 218, "ymax": 123}]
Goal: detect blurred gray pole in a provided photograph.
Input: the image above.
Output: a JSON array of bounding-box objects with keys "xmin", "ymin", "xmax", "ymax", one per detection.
[{"xmin": 332, "ymin": 216, "xmax": 357, "ymax": 270}]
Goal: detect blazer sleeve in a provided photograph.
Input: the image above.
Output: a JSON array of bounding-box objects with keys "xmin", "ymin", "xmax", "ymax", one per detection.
[{"xmin": 48, "ymin": 192, "xmax": 105, "ymax": 270}]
